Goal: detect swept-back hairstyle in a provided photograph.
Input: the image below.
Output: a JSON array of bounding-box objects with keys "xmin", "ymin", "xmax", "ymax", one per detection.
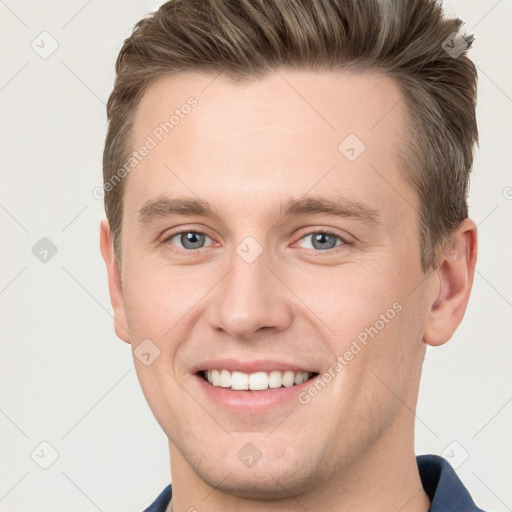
[{"xmin": 103, "ymin": 0, "xmax": 478, "ymax": 272}]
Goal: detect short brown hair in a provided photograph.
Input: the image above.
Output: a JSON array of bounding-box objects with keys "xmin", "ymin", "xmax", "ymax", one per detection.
[{"xmin": 103, "ymin": 0, "xmax": 478, "ymax": 272}]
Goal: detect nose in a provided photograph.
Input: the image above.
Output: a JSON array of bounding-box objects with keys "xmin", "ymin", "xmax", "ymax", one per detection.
[{"xmin": 206, "ymin": 240, "xmax": 293, "ymax": 339}]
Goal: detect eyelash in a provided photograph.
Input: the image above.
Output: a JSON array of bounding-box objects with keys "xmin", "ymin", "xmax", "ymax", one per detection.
[{"xmin": 161, "ymin": 228, "xmax": 351, "ymax": 255}]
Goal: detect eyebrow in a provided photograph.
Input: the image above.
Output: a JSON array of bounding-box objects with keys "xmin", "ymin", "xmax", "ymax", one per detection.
[{"xmin": 137, "ymin": 195, "xmax": 382, "ymax": 226}]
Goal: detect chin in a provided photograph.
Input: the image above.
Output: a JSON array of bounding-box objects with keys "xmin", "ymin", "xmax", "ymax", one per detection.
[{"xmin": 191, "ymin": 449, "xmax": 324, "ymax": 500}]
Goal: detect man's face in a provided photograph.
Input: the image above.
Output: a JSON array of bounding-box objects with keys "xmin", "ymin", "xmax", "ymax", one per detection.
[{"xmin": 113, "ymin": 70, "xmax": 437, "ymax": 497}]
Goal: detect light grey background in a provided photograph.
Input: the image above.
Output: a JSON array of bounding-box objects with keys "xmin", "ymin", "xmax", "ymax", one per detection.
[{"xmin": 0, "ymin": 1, "xmax": 510, "ymax": 511}]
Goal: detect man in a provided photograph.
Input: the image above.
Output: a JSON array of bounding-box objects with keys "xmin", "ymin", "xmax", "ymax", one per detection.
[{"xmin": 99, "ymin": 0, "xmax": 485, "ymax": 510}]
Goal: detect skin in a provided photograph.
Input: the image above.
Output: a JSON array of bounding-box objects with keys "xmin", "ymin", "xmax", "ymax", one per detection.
[{"xmin": 100, "ymin": 69, "xmax": 477, "ymax": 512}]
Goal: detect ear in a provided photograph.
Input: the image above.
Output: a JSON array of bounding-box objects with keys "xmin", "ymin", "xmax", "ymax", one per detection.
[
  {"xmin": 423, "ymin": 218, "xmax": 478, "ymax": 346},
  {"xmin": 99, "ymin": 218, "xmax": 131, "ymax": 344}
]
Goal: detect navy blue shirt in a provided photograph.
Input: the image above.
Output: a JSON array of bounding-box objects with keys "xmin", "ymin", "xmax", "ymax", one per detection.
[{"xmin": 143, "ymin": 454, "xmax": 486, "ymax": 511}]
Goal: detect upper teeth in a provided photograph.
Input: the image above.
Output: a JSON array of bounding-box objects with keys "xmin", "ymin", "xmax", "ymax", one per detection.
[{"xmin": 205, "ymin": 369, "xmax": 311, "ymax": 390}]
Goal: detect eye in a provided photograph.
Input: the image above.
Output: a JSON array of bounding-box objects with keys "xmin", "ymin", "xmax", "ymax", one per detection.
[
  {"xmin": 161, "ymin": 228, "xmax": 349, "ymax": 254},
  {"xmin": 295, "ymin": 231, "xmax": 347, "ymax": 251},
  {"xmin": 163, "ymin": 230, "xmax": 214, "ymax": 251}
]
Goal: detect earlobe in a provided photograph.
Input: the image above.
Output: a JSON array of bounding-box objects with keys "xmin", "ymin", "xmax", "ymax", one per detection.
[
  {"xmin": 99, "ymin": 218, "xmax": 131, "ymax": 344},
  {"xmin": 423, "ymin": 218, "xmax": 478, "ymax": 347}
]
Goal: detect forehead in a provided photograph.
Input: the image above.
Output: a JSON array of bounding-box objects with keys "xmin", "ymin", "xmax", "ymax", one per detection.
[
  {"xmin": 124, "ymin": 69, "xmax": 416, "ymax": 226},
  {"xmin": 133, "ymin": 69, "xmax": 405, "ymax": 148}
]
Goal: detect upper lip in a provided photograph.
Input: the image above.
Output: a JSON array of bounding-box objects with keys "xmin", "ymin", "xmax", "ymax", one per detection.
[{"xmin": 192, "ymin": 359, "xmax": 317, "ymax": 374}]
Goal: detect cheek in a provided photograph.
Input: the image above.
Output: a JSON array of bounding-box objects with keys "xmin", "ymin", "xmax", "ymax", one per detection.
[
  {"xmin": 294, "ymin": 261, "xmax": 402, "ymax": 344},
  {"xmin": 312, "ymin": 261, "xmax": 423, "ymax": 388},
  {"xmin": 353, "ymin": 293, "xmax": 426, "ymax": 414},
  {"xmin": 122, "ymin": 264, "xmax": 200, "ymax": 338},
  {"xmin": 123, "ymin": 267, "xmax": 200, "ymax": 433}
]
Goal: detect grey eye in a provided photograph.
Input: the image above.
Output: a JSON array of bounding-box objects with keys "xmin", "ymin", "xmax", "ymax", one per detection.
[
  {"xmin": 170, "ymin": 231, "xmax": 211, "ymax": 250},
  {"xmin": 299, "ymin": 232, "xmax": 344, "ymax": 251}
]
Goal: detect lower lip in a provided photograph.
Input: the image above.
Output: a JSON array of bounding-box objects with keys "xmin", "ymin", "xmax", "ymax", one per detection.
[{"xmin": 194, "ymin": 373, "xmax": 319, "ymax": 412}]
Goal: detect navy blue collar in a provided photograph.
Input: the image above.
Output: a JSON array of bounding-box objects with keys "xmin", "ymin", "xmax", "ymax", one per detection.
[
  {"xmin": 417, "ymin": 454, "xmax": 485, "ymax": 511},
  {"xmin": 143, "ymin": 454, "xmax": 486, "ymax": 511}
]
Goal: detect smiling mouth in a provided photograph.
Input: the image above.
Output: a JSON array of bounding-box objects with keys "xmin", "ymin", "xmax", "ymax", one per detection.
[{"xmin": 198, "ymin": 369, "xmax": 319, "ymax": 391}]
